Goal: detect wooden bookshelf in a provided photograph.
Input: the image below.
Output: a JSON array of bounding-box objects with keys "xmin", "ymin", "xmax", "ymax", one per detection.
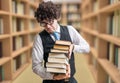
[
  {"xmin": 56, "ymin": 2, "xmax": 81, "ymax": 32},
  {"xmin": 0, "ymin": 0, "xmax": 42, "ymax": 82},
  {"xmin": 81, "ymin": 0, "xmax": 120, "ymax": 83}
]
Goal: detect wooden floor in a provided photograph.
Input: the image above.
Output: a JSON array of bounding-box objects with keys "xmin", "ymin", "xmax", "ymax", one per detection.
[
  {"xmin": 74, "ymin": 53, "xmax": 95, "ymax": 83},
  {"xmin": 12, "ymin": 53, "xmax": 95, "ymax": 83}
]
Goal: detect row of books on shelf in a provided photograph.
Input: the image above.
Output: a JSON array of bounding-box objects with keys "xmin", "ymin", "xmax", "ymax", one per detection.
[
  {"xmin": 13, "ymin": 36, "xmax": 24, "ymax": 51},
  {"xmin": 107, "ymin": 43, "xmax": 120, "ymax": 70},
  {"xmin": 109, "ymin": 0, "xmax": 120, "ymax": 4},
  {"xmin": 67, "ymin": 4, "xmax": 80, "ymax": 12},
  {"xmin": 12, "ymin": 0, "xmax": 38, "ymax": 16},
  {"xmin": 67, "ymin": 13, "xmax": 80, "ymax": 21},
  {"xmin": 29, "ymin": 33, "xmax": 36, "ymax": 42},
  {"xmin": 30, "ymin": 7, "xmax": 35, "ymax": 16},
  {"xmin": 91, "ymin": 0, "xmax": 120, "ymax": 12},
  {"xmin": 46, "ymin": 40, "xmax": 71, "ymax": 74},
  {"xmin": 30, "ymin": 0, "xmax": 36, "ymax": 3},
  {"xmin": 1, "ymin": 17, "xmax": 37, "ymax": 34},
  {"xmin": 93, "ymin": 0, "xmax": 98, "ymax": 12},
  {"xmin": 0, "ymin": 52, "xmax": 27, "ymax": 81},
  {"xmin": 0, "ymin": 34, "xmax": 36, "ymax": 58},
  {"xmin": 0, "ymin": 17, "xmax": 3, "ymax": 34},
  {"xmin": 29, "ymin": 20, "xmax": 36, "ymax": 30},
  {"xmin": 12, "ymin": 17, "xmax": 24, "ymax": 32},
  {"xmin": 0, "ymin": 66, "xmax": 4, "ymax": 81},
  {"xmin": 107, "ymin": 77, "xmax": 114, "ymax": 83},
  {"xmin": 92, "ymin": 17, "xmax": 98, "ymax": 31},
  {"xmin": 86, "ymin": 10, "xmax": 120, "ymax": 37},
  {"xmin": 68, "ymin": 22, "xmax": 80, "ymax": 29},
  {"xmin": 12, "ymin": 0, "xmax": 25, "ymax": 14},
  {"xmin": 13, "ymin": 52, "xmax": 27, "ymax": 72},
  {"xmin": 107, "ymin": 10, "xmax": 120, "ymax": 37},
  {"xmin": 92, "ymin": 39, "xmax": 120, "ymax": 70}
]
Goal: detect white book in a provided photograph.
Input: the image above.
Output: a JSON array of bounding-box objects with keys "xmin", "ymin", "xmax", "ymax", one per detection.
[
  {"xmin": 46, "ymin": 67, "xmax": 66, "ymax": 73},
  {"xmin": 46, "ymin": 62, "xmax": 66, "ymax": 69},
  {"xmin": 0, "ymin": 18, "xmax": 3, "ymax": 34},
  {"xmin": 49, "ymin": 53, "xmax": 67, "ymax": 59},
  {"xmin": 48, "ymin": 57, "xmax": 68, "ymax": 64}
]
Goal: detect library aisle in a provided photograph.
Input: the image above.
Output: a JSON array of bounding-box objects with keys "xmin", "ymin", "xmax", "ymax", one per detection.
[{"xmin": 12, "ymin": 53, "xmax": 95, "ymax": 83}]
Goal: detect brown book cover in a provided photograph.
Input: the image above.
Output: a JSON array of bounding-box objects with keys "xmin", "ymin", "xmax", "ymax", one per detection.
[
  {"xmin": 53, "ymin": 44, "xmax": 69, "ymax": 51},
  {"xmin": 55, "ymin": 40, "xmax": 71, "ymax": 46},
  {"xmin": 51, "ymin": 49, "xmax": 69, "ymax": 53},
  {"xmin": 0, "ymin": 0, "xmax": 1, "ymax": 10}
]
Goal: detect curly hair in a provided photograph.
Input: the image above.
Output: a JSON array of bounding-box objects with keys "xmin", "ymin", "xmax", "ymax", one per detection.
[{"xmin": 34, "ymin": 1, "xmax": 61, "ymax": 22}]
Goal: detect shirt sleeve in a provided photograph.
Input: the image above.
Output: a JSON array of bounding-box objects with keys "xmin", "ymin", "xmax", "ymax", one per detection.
[
  {"xmin": 32, "ymin": 34, "xmax": 54, "ymax": 80},
  {"xmin": 67, "ymin": 25, "xmax": 90, "ymax": 53}
]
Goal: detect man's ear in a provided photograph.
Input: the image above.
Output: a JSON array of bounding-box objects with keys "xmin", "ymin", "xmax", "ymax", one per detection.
[{"xmin": 57, "ymin": 17, "xmax": 61, "ymax": 21}]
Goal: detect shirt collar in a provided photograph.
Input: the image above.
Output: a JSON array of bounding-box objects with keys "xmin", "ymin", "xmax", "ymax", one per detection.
[{"xmin": 55, "ymin": 24, "xmax": 60, "ymax": 33}]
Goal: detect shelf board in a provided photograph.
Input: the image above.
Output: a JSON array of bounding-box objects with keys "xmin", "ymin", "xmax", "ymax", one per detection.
[
  {"xmin": 82, "ymin": 12, "xmax": 98, "ymax": 20},
  {"xmin": 0, "ymin": 10, "xmax": 9, "ymax": 15},
  {"xmin": 90, "ymin": 47, "xmax": 98, "ymax": 59},
  {"xmin": 19, "ymin": 0, "xmax": 28, "ymax": 3},
  {"xmin": 29, "ymin": 43, "xmax": 33, "ymax": 48},
  {"xmin": 12, "ymin": 31, "xmax": 29, "ymax": 36},
  {"xmin": 29, "ymin": 28, "xmax": 41, "ymax": 33},
  {"xmin": 0, "ymin": 57, "xmax": 11, "ymax": 65},
  {"xmin": 12, "ymin": 63, "xmax": 29, "ymax": 80},
  {"xmin": 28, "ymin": 2, "xmax": 38, "ymax": 8},
  {"xmin": 99, "ymin": 34, "xmax": 120, "ymax": 46},
  {"xmin": 67, "ymin": 11, "xmax": 80, "ymax": 13},
  {"xmin": 28, "ymin": 16, "xmax": 36, "ymax": 20},
  {"xmin": 81, "ymin": 0, "xmax": 90, "ymax": 9},
  {"xmin": 12, "ymin": 46, "xmax": 29, "ymax": 58},
  {"xmin": 98, "ymin": 59, "xmax": 120, "ymax": 83},
  {"xmin": 80, "ymin": 28, "xmax": 99, "ymax": 36},
  {"xmin": 68, "ymin": 19, "xmax": 80, "ymax": 22},
  {"xmin": 12, "ymin": 13, "xmax": 28, "ymax": 19},
  {"xmin": 82, "ymin": 2, "xmax": 120, "ymax": 20},
  {"xmin": 0, "ymin": 34, "xmax": 10, "ymax": 40},
  {"xmin": 100, "ymin": 2, "xmax": 120, "ymax": 14}
]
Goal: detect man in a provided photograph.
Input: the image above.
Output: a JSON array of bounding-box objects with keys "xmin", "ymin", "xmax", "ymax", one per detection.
[{"xmin": 32, "ymin": 1, "xmax": 90, "ymax": 83}]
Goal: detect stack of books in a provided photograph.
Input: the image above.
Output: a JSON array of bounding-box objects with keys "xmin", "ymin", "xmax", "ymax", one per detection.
[{"xmin": 46, "ymin": 40, "xmax": 72, "ymax": 74}]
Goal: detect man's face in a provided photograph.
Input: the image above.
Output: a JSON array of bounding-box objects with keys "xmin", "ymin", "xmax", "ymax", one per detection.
[{"xmin": 40, "ymin": 19, "xmax": 58, "ymax": 33}]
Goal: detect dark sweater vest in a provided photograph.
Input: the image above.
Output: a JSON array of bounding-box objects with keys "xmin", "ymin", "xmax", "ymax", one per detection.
[{"xmin": 39, "ymin": 25, "xmax": 76, "ymax": 77}]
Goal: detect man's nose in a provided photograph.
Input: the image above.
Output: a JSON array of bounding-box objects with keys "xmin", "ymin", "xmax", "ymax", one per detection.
[{"xmin": 46, "ymin": 24, "xmax": 51, "ymax": 28}]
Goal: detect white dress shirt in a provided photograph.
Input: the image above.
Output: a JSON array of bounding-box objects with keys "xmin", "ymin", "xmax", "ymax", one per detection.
[{"xmin": 32, "ymin": 25, "xmax": 90, "ymax": 80}]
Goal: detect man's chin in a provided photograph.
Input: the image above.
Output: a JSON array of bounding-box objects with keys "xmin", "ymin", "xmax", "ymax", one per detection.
[{"xmin": 46, "ymin": 30, "xmax": 54, "ymax": 34}]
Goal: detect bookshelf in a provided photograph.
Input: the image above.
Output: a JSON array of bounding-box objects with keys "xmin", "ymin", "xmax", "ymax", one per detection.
[
  {"xmin": 0, "ymin": 0, "xmax": 41, "ymax": 82},
  {"xmin": 81, "ymin": 0, "xmax": 120, "ymax": 83},
  {"xmin": 57, "ymin": 2, "xmax": 81, "ymax": 32}
]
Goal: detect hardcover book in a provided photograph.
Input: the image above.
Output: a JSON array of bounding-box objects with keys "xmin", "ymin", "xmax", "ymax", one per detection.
[
  {"xmin": 46, "ymin": 67, "xmax": 66, "ymax": 73},
  {"xmin": 49, "ymin": 53, "xmax": 67, "ymax": 59},
  {"xmin": 48, "ymin": 57, "xmax": 68, "ymax": 64},
  {"xmin": 55, "ymin": 40, "xmax": 71, "ymax": 46},
  {"xmin": 46, "ymin": 62, "xmax": 66, "ymax": 69}
]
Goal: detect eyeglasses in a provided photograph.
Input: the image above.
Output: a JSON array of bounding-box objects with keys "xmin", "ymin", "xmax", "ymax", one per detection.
[{"xmin": 40, "ymin": 21, "xmax": 54, "ymax": 27}]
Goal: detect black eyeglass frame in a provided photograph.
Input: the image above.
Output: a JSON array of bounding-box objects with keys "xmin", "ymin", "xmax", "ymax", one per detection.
[{"xmin": 40, "ymin": 20, "xmax": 54, "ymax": 27}]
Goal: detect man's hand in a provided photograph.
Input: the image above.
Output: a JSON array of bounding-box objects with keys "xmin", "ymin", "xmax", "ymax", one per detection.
[
  {"xmin": 53, "ymin": 64, "xmax": 71, "ymax": 80},
  {"xmin": 68, "ymin": 44, "xmax": 74, "ymax": 59}
]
